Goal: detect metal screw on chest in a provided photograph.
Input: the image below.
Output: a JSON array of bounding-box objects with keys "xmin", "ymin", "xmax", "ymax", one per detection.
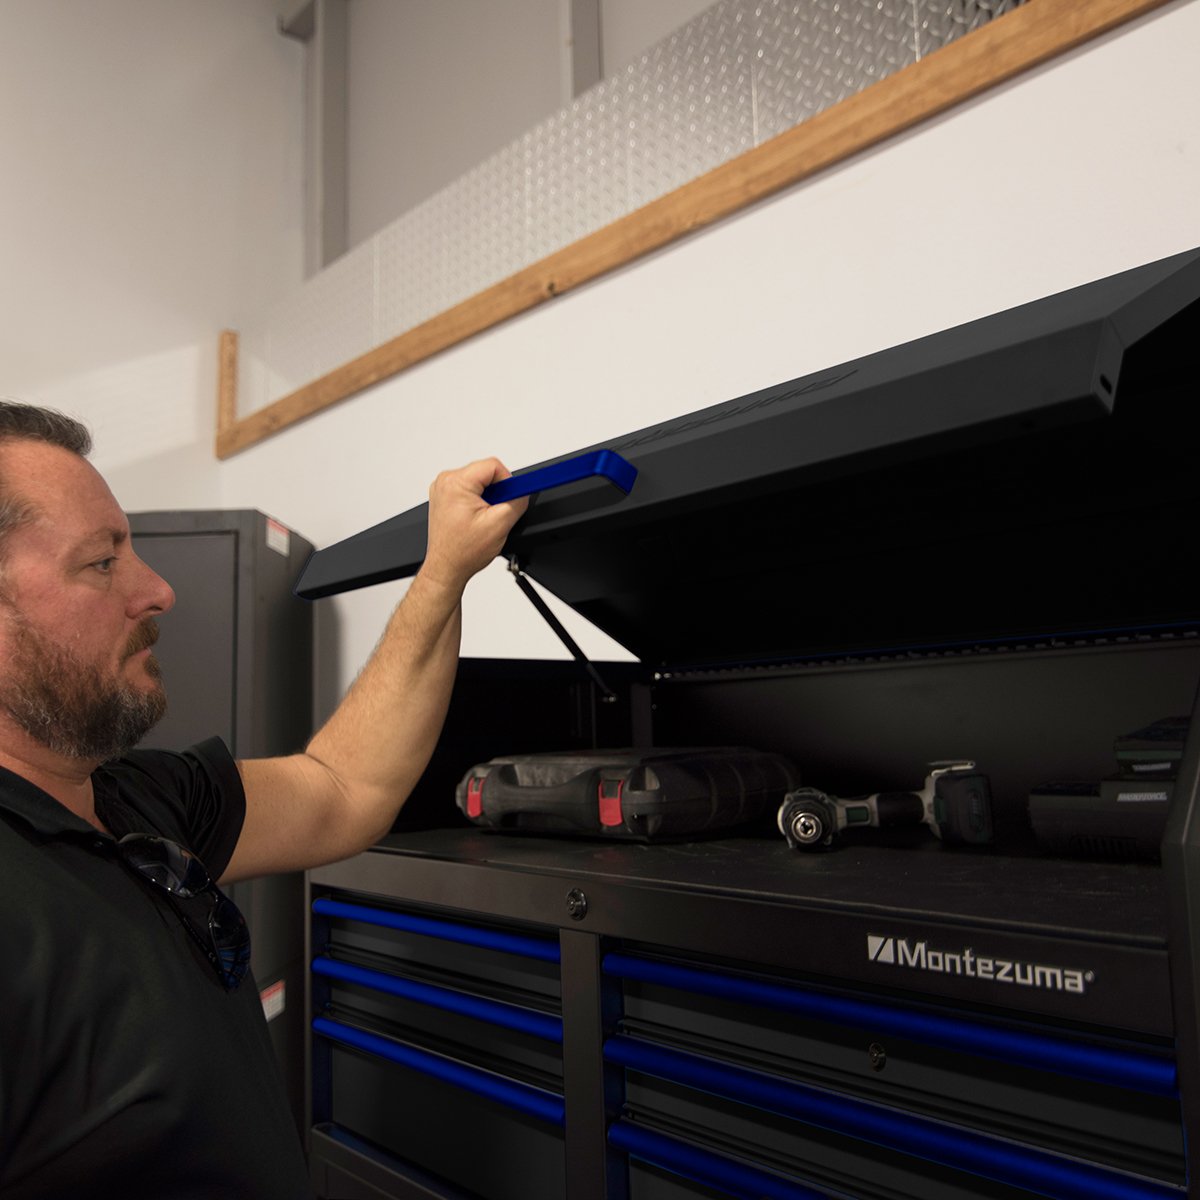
[
  {"xmin": 868, "ymin": 1042, "xmax": 887, "ymax": 1072},
  {"xmin": 566, "ymin": 888, "xmax": 588, "ymax": 920},
  {"xmin": 790, "ymin": 810, "xmax": 825, "ymax": 846}
]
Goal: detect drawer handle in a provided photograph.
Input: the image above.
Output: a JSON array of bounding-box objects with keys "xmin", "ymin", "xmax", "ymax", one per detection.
[
  {"xmin": 312, "ymin": 956, "xmax": 562, "ymax": 1042},
  {"xmin": 609, "ymin": 1120, "xmax": 828, "ymax": 1200},
  {"xmin": 314, "ymin": 1016, "xmax": 565, "ymax": 1126},
  {"xmin": 313, "ymin": 897, "xmax": 561, "ymax": 963}
]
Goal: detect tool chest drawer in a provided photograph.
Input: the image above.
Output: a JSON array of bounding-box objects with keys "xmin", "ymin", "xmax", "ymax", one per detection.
[{"xmin": 308, "ymin": 894, "xmax": 567, "ymax": 1200}]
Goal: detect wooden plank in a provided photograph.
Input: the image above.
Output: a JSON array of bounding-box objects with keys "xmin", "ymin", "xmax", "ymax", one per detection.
[
  {"xmin": 216, "ymin": 329, "xmax": 238, "ymax": 446},
  {"xmin": 216, "ymin": 0, "xmax": 1175, "ymax": 459}
]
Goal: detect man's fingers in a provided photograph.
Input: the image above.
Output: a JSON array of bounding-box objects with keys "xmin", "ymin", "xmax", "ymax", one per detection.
[
  {"xmin": 432, "ymin": 457, "xmax": 509, "ymax": 496},
  {"xmin": 421, "ymin": 457, "xmax": 530, "ymax": 591}
]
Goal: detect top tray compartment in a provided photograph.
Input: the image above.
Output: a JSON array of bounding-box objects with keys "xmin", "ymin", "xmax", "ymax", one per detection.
[{"xmin": 296, "ymin": 247, "xmax": 1200, "ymax": 670}]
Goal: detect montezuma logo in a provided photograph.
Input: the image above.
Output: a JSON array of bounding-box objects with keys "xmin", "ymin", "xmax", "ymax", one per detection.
[{"xmin": 867, "ymin": 934, "xmax": 1095, "ymax": 994}]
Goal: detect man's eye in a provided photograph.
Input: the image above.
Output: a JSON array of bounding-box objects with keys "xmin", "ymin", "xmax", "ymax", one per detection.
[{"xmin": 93, "ymin": 558, "xmax": 116, "ymax": 573}]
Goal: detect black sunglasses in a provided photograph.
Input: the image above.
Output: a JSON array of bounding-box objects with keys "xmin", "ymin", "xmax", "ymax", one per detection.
[{"xmin": 116, "ymin": 833, "xmax": 251, "ymax": 991}]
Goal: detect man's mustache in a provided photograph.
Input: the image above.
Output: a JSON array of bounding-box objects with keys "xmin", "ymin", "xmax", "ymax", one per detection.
[{"xmin": 124, "ymin": 619, "xmax": 160, "ymax": 659}]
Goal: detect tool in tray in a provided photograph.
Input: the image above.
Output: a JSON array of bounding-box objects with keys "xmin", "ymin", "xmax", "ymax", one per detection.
[{"xmin": 457, "ymin": 747, "xmax": 800, "ymax": 841}]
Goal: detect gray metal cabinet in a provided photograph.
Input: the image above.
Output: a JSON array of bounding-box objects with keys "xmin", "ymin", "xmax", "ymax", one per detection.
[{"xmin": 130, "ymin": 509, "xmax": 314, "ymax": 1128}]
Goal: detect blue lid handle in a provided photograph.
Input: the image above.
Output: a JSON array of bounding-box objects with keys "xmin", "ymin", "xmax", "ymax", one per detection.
[{"xmin": 482, "ymin": 449, "xmax": 637, "ymax": 505}]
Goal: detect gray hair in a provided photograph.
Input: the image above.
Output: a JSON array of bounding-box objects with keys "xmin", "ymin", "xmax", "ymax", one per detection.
[{"xmin": 0, "ymin": 400, "xmax": 94, "ymax": 554}]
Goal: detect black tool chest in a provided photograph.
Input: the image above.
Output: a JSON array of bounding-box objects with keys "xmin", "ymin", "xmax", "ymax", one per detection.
[{"xmin": 302, "ymin": 247, "xmax": 1200, "ymax": 1200}]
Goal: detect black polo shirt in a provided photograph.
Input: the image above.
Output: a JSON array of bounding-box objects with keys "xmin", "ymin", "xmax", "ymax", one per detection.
[{"xmin": 0, "ymin": 738, "xmax": 312, "ymax": 1198}]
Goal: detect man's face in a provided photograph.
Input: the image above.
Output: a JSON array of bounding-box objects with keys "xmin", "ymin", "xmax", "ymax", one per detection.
[
  {"xmin": 1, "ymin": 607, "xmax": 167, "ymax": 760},
  {"xmin": 0, "ymin": 440, "xmax": 176, "ymax": 762}
]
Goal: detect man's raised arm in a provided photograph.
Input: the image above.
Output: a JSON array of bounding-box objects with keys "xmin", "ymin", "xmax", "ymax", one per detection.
[{"xmin": 221, "ymin": 457, "xmax": 527, "ymax": 882}]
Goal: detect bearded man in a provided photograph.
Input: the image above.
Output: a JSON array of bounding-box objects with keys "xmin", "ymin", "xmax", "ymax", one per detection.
[{"xmin": 0, "ymin": 400, "xmax": 526, "ymax": 1198}]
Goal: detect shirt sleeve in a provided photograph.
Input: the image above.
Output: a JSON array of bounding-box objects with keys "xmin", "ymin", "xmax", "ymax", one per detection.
[{"xmin": 92, "ymin": 737, "xmax": 247, "ymax": 879}]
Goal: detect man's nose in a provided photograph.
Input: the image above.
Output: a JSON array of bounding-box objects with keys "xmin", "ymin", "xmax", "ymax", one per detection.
[{"xmin": 130, "ymin": 556, "xmax": 176, "ymax": 616}]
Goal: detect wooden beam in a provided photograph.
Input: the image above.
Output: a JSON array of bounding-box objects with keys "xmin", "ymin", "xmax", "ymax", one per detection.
[
  {"xmin": 216, "ymin": 329, "xmax": 238, "ymax": 448},
  {"xmin": 216, "ymin": 0, "xmax": 1175, "ymax": 459}
]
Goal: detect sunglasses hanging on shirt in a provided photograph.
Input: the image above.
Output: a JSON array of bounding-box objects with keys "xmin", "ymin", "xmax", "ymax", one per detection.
[{"xmin": 116, "ymin": 832, "xmax": 251, "ymax": 991}]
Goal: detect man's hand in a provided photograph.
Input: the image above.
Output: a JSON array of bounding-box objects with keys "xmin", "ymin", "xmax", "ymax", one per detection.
[{"xmin": 420, "ymin": 458, "xmax": 529, "ymax": 594}]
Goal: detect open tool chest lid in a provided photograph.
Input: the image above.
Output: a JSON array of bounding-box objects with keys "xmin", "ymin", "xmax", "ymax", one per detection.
[{"xmin": 297, "ymin": 246, "xmax": 1200, "ymax": 669}]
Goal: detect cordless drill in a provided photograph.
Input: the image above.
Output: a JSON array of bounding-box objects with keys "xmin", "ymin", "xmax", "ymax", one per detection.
[{"xmin": 777, "ymin": 760, "xmax": 993, "ymax": 851}]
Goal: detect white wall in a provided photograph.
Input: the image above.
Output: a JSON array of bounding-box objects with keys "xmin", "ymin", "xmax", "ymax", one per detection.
[{"xmin": 0, "ymin": 0, "xmax": 304, "ymax": 506}]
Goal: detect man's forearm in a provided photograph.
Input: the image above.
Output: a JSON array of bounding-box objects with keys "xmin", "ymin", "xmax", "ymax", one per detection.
[{"xmin": 304, "ymin": 568, "xmax": 464, "ymax": 842}]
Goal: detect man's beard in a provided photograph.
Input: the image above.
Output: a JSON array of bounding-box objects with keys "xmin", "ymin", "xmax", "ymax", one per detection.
[{"xmin": 0, "ymin": 616, "xmax": 167, "ymax": 761}]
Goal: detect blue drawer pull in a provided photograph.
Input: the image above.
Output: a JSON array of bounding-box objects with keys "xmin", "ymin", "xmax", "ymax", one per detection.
[
  {"xmin": 609, "ymin": 1120, "xmax": 829, "ymax": 1200},
  {"xmin": 313, "ymin": 898, "xmax": 561, "ymax": 963},
  {"xmin": 312, "ymin": 956, "xmax": 562, "ymax": 1042},
  {"xmin": 605, "ymin": 1036, "xmax": 1180, "ymax": 1200},
  {"xmin": 313, "ymin": 1016, "xmax": 565, "ymax": 1126},
  {"xmin": 603, "ymin": 952, "xmax": 1175, "ymax": 1096},
  {"xmin": 481, "ymin": 449, "xmax": 637, "ymax": 505}
]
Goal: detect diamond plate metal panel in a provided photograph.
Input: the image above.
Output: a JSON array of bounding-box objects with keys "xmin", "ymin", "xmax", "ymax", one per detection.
[
  {"xmin": 375, "ymin": 193, "xmax": 456, "ymax": 345},
  {"xmin": 262, "ymin": 238, "xmax": 377, "ymax": 400},
  {"xmin": 625, "ymin": 0, "xmax": 756, "ymax": 211},
  {"xmin": 443, "ymin": 140, "xmax": 529, "ymax": 308},
  {"xmin": 916, "ymin": 0, "xmax": 1027, "ymax": 59},
  {"xmin": 524, "ymin": 75, "xmax": 630, "ymax": 263},
  {"xmin": 242, "ymin": 0, "xmax": 1026, "ymax": 413},
  {"xmin": 748, "ymin": 0, "xmax": 919, "ymax": 143}
]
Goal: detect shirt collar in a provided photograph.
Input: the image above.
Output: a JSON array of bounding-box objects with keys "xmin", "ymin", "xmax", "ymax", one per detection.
[{"xmin": 0, "ymin": 764, "xmax": 106, "ymax": 838}]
